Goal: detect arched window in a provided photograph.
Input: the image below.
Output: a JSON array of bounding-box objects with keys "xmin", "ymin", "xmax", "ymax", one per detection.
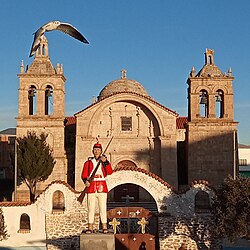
[
  {"xmin": 37, "ymin": 46, "xmax": 41, "ymax": 55},
  {"xmin": 42, "ymin": 44, "xmax": 46, "ymax": 55},
  {"xmin": 18, "ymin": 213, "xmax": 31, "ymax": 233},
  {"xmin": 52, "ymin": 190, "xmax": 65, "ymax": 213},
  {"xmin": 208, "ymin": 55, "xmax": 213, "ymax": 64},
  {"xmin": 199, "ymin": 90, "xmax": 208, "ymax": 117},
  {"xmin": 28, "ymin": 85, "xmax": 36, "ymax": 115},
  {"xmin": 195, "ymin": 190, "xmax": 210, "ymax": 213},
  {"xmin": 216, "ymin": 90, "xmax": 224, "ymax": 118},
  {"xmin": 45, "ymin": 85, "xmax": 53, "ymax": 115}
]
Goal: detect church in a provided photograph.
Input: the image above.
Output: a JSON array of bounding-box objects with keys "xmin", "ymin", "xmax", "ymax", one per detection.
[
  {"xmin": 16, "ymin": 36, "xmax": 238, "ymax": 201},
  {"xmin": 0, "ymin": 36, "xmax": 240, "ymax": 250}
]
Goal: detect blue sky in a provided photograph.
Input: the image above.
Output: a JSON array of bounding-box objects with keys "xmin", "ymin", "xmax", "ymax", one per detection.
[{"xmin": 0, "ymin": 0, "xmax": 249, "ymax": 144}]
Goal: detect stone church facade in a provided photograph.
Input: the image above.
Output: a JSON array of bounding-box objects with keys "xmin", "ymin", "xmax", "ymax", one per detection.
[
  {"xmin": 16, "ymin": 37, "xmax": 238, "ymax": 200},
  {"xmin": 4, "ymin": 37, "xmax": 238, "ymax": 249}
]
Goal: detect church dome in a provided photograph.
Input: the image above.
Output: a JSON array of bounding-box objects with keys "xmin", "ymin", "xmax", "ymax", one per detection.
[{"xmin": 98, "ymin": 69, "xmax": 149, "ymax": 101}]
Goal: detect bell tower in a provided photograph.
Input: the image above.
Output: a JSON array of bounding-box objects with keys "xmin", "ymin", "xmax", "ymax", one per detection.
[
  {"xmin": 17, "ymin": 36, "xmax": 67, "ymax": 199},
  {"xmin": 186, "ymin": 49, "xmax": 238, "ymax": 187}
]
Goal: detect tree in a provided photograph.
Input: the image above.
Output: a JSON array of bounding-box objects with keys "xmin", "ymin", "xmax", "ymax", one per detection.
[
  {"xmin": 17, "ymin": 131, "xmax": 55, "ymax": 203},
  {"xmin": 0, "ymin": 208, "xmax": 8, "ymax": 241},
  {"xmin": 212, "ymin": 175, "xmax": 250, "ymax": 242}
]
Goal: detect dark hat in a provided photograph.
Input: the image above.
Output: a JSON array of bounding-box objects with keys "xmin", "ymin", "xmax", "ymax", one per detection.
[{"xmin": 93, "ymin": 143, "xmax": 102, "ymax": 149}]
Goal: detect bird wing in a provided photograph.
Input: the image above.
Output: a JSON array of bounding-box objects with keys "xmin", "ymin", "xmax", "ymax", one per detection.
[
  {"xmin": 29, "ymin": 27, "xmax": 44, "ymax": 57},
  {"xmin": 56, "ymin": 23, "xmax": 89, "ymax": 44}
]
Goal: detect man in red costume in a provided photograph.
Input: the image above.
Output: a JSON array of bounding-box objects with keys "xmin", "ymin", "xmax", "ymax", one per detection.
[{"xmin": 81, "ymin": 143, "xmax": 113, "ymax": 233}]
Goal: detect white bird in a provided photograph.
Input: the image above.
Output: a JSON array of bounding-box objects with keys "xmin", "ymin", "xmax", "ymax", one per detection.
[{"xmin": 29, "ymin": 20, "xmax": 89, "ymax": 57}]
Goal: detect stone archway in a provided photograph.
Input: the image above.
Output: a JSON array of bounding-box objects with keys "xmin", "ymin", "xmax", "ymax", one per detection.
[{"xmin": 106, "ymin": 166, "xmax": 174, "ymax": 212}]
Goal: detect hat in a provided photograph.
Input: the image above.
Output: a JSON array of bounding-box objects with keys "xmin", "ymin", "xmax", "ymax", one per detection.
[{"xmin": 93, "ymin": 143, "xmax": 102, "ymax": 149}]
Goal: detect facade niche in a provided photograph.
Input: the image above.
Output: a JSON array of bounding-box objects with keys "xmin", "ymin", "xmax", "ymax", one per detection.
[
  {"xmin": 28, "ymin": 85, "xmax": 36, "ymax": 115},
  {"xmin": 52, "ymin": 190, "xmax": 65, "ymax": 213},
  {"xmin": 195, "ymin": 190, "xmax": 211, "ymax": 213},
  {"xmin": 18, "ymin": 213, "xmax": 31, "ymax": 233}
]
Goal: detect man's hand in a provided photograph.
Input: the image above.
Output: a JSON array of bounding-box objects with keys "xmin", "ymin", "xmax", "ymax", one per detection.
[
  {"xmin": 85, "ymin": 179, "xmax": 91, "ymax": 187},
  {"xmin": 100, "ymin": 155, "xmax": 107, "ymax": 162}
]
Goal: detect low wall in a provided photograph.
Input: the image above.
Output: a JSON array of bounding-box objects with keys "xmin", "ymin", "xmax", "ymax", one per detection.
[{"xmin": 0, "ymin": 170, "xmax": 220, "ymax": 250}]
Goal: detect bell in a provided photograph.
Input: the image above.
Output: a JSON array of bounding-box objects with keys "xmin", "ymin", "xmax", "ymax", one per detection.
[
  {"xmin": 216, "ymin": 94, "xmax": 222, "ymax": 102},
  {"xmin": 200, "ymin": 96, "xmax": 207, "ymax": 105},
  {"xmin": 29, "ymin": 89, "xmax": 35, "ymax": 97},
  {"xmin": 45, "ymin": 89, "xmax": 52, "ymax": 97}
]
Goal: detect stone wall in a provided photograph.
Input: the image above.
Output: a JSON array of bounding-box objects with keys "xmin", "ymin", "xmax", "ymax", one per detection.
[
  {"xmin": 158, "ymin": 214, "xmax": 221, "ymax": 250},
  {"xmin": 45, "ymin": 206, "xmax": 87, "ymax": 250},
  {"xmin": 1, "ymin": 170, "xmax": 221, "ymax": 250}
]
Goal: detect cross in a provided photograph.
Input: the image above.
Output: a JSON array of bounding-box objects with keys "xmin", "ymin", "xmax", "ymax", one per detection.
[
  {"xmin": 121, "ymin": 194, "xmax": 134, "ymax": 206},
  {"xmin": 137, "ymin": 217, "xmax": 149, "ymax": 234},
  {"xmin": 121, "ymin": 69, "xmax": 127, "ymax": 79},
  {"xmin": 109, "ymin": 218, "xmax": 120, "ymax": 234}
]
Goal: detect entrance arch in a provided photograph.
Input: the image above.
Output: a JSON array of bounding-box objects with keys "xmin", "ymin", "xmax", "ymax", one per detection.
[
  {"xmin": 106, "ymin": 166, "xmax": 173, "ymax": 250},
  {"xmin": 106, "ymin": 166, "xmax": 174, "ymax": 213}
]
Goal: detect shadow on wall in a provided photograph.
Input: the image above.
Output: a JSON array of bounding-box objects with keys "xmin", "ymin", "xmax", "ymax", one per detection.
[
  {"xmin": 0, "ymin": 130, "xmax": 238, "ymax": 250},
  {"xmin": 157, "ymin": 211, "xmax": 217, "ymax": 250},
  {"xmin": 130, "ymin": 130, "xmax": 238, "ymax": 189},
  {"xmin": 26, "ymin": 236, "xmax": 79, "ymax": 250}
]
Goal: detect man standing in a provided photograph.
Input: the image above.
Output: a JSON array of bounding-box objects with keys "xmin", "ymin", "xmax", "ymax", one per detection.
[{"xmin": 81, "ymin": 143, "xmax": 113, "ymax": 233}]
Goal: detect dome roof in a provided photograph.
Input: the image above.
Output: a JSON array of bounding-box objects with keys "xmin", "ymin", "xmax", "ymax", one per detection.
[{"xmin": 98, "ymin": 70, "xmax": 149, "ymax": 100}]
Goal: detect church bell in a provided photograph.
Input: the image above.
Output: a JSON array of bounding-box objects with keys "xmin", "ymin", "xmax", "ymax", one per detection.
[
  {"xmin": 200, "ymin": 95, "xmax": 207, "ymax": 105},
  {"xmin": 216, "ymin": 94, "xmax": 222, "ymax": 102},
  {"xmin": 29, "ymin": 89, "xmax": 35, "ymax": 97}
]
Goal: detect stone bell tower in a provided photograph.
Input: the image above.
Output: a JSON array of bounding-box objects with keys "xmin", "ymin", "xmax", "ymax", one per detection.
[
  {"xmin": 16, "ymin": 36, "xmax": 67, "ymax": 199},
  {"xmin": 186, "ymin": 49, "xmax": 238, "ymax": 187}
]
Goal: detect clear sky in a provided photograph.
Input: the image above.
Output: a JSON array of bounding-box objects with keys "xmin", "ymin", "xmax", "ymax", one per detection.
[{"xmin": 0, "ymin": 0, "xmax": 249, "ymax": 145}]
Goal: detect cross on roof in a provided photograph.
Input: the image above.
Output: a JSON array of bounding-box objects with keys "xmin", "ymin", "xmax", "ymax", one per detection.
[{"xmin": 121, "ymin": 69, "xmax": 127, "ymax": 79}]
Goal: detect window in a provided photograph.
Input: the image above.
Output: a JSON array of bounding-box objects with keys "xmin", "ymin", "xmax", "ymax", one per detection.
[
  {"xmin": 42, "ymin": 44, "xmax": 46, "ymax": 55},
  {"xmin": 195, "ymin": 191, "xmax": 210, "ymax": 213},
  {"xmin": 18, "ymin": 213, "xmax": 31, "ymax": 233},
  {"xmin": 121, "ymin": 116, "xmax": 132, "ymax": 131},
  {"xmin": 208, "ymin": 55, "xmax": 212, "ymax": 64},
  {"xmin": 239, "ymin": 159, "xmax": 247, "ymax": 166},
  {"xmin": 52, "ymin": 190, "xmax": 65, "ymax": 213}
]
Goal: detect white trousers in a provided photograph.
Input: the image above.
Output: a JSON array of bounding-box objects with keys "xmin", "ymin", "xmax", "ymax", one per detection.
[{"xmin": 87, "ymin": 192, "xmax": 107, "ymax": 224}]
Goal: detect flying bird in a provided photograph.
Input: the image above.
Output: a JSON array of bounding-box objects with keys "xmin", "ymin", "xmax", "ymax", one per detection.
[{"xmin": 29, "ymin": 20, "xmax": 89, "ymax": 57}]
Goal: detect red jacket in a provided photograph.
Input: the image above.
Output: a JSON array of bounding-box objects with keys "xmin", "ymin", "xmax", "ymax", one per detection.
[{"xmin": 81, "ymin": 158, "xmax": 113, "ymax": 193}]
